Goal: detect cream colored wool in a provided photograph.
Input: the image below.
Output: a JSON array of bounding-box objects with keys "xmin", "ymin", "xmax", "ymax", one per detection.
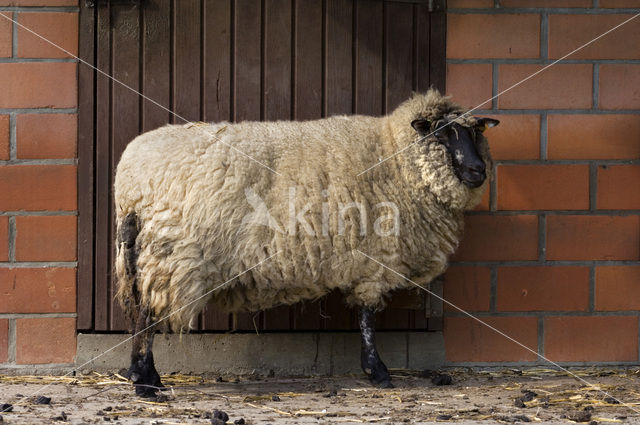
[{"xmin": 114, "ymin": 89, "xmax": 492, "ymax": 331}]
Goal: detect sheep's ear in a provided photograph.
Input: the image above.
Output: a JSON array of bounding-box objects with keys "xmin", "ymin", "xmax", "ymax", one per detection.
[
  {"xmin": 411, "ymin": 119, "xmax": 431, "ymax": 135},
  {"xmin": 476, "ymin": 118, "xmax": 500, "ymax": 131}
]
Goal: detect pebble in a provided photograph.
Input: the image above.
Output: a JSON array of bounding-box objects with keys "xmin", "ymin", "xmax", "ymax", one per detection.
[{"xmin": 35, "ymin": 396, "xmax": 51, "ymax": 405}]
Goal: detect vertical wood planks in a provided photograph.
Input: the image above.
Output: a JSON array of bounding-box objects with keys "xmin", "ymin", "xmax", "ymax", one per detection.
[
  {"xmin": 325, "ymin": 0, "xmax": 353, "ymax": 116},
  {"xmin": 385, "ymin": 2, "xmax": 413, "ymax": 113},
  {"xmin": 77, "ymin": 1, "xmax": 95, "ymax": 330},
  {"xmin": 110, "ymin": 4, "xmax": 142, "ymax": 331},
  {"xmin": 322, "ymin": 290, "xmax": 354, "ymax": 330},
  {"xmin": 429, "ymin": 6, "xmax": 446, "ymax": 93},
  {"xmin": 174, "ymin": 0, "xmax": 202, "ymax": 121},
  {"xmin": 415, "ymin": 4, "xmax": 431, "ymax": 92},
  {"xmin": 142, "ymin": 0, "xmax": 172, "ymax": 132},
  {"xmin": 354, "ymin": 0, "xmax": 383, "ymax": 116},
  {"xmin": 203, "ymin": 0, "xmax": 231, "ymax": 123},
  {"xmin": 93, "ymin": 4, "xmax": 112, "ymax": 331},
  {"xmin": 234, "ymin": 0, "xmax": 262, "ymax": 122},
  {"xmin": 294, "ymin": 0, "xmax": 322, "ymax": 120},
  {"xmin": 264, "ymin": 0, "xmax": 292, "ymax": 121}
]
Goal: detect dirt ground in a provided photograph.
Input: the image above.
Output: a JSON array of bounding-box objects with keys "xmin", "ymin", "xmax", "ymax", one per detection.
[{"xmin": 1, "ymin": 368, "xmax": 640, "ymax": 424}]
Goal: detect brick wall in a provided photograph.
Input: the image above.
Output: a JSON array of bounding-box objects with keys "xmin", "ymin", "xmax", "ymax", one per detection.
[
  {"xmin": 0, "ymin": 0, "xmax": 78, "ymax": 367},
  {"xmin": 444, "ymin": 0, "xmax": 640, "ymax": 364}
]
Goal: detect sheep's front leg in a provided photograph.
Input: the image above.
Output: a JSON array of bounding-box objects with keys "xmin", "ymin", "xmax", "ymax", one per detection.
[
  {"xmin": 359, "ymin": 307, "xmax": 393, "ymax": 388},
  {"xmin": 127, "ymin": 307, "xmax": 163, "ymax": 398}
]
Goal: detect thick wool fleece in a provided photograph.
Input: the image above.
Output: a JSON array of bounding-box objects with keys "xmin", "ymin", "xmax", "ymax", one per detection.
[{"xmin": 114, "ymin": 89, "xmax": 492, "ymax": 331}]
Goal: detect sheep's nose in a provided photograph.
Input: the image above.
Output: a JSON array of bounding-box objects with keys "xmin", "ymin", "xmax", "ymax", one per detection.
[
  {"xmin": 462, "ymin": 163, "xmax": 486, "ymax": 188},
  {"xmin": 468, "ymin": 162, "xmax": 486, "ymax": 175}
]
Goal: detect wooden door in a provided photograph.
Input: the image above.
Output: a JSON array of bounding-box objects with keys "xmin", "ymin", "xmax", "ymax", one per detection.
[{"xmin": 78, "ymin": 0, "xmax": 446, "ymax": 332}]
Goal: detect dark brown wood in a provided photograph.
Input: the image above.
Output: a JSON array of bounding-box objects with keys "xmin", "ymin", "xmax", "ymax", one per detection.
[
  {"xmin": 110, "ymin": 3, "xmax": 142, "ymax": 331},
  {"xmin": 234, "ymin": 0, "xmax": 261, "ymax": 121},
  {"xmin": 322, "ymin": 290, "xmax": 353, "ymax": 330},
  {"xmin": 429, "ymin": 6, "xmax": 446, "ymax": 93},
  {"xmin": 354, "ymin": 0, "xmax": 383, "ymax": 116},
  {"xmin": 77, "ymin": 1, "xmax": 96, "ymax": 330},
  {"xmin": 263, "ymin": 305, "xmax": 292, "ymax": 330},
  {"xmin": 292, "ymin": 300, "xmax": 323, "ymax": 330},
  {"xmin": 203, "ymin": 0, "xmax": 231, "ymax": 123},
  {"xmin": 79, "ymin": 0, "xmax": 446, "ymax": 332},
  {"xmin": 142, "ymin": 0, "xmax": 172, "ymax": 132},
  {"xmin": 415, "ymin": 3, "xmax": 431, "ymax": 91},
  {"xmin": 325, "ymin": 0, "xmax": 353, "ymax": 116},
  {"xmin": 93, "ymin": 4, "xmax": 112, "ymax": 331},
  {"xmin": 174, "ymin": 0, "xmax": 202, "ymax": 122},
  {"xmin": 384, "ymin": 1, "xmax": 413, "ymax": 113},
  {"xmin": 294, "ymin": 0, "xmax": 322, "ymax": 120},
  {"xmin": 264, "ymin": 0, "xmax": 292, "ymax": 121}
]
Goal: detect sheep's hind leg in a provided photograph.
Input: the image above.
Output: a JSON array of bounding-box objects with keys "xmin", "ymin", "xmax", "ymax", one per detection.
[
  {"xmin": 127, "ymin": 307, "xmax": 164, "ymax": 398},
  {"xmin": 359, "ymin": 307, "xmax": 393, "ymax": 388}
]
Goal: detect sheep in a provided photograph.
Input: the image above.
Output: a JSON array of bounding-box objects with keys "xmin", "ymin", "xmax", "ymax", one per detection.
[{"xmin": 114, "ymin": 89, "xmax": 499, "ymax": 396}]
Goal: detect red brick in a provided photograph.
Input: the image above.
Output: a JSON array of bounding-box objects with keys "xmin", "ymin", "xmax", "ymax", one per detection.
[
  {"xmin": 18, "ymin": 12, "xmax": 78, "ymax": 59},
  {"xmin": 600, "ymin": 0, "xmax": 640, "ymax": 6},
  {"xmin": 545, "ymin": 316, "xmax": 638, "ymax": 362},
  {"xmin": 599, "ymin": 64, "xmax": 640, "ymax": 110},
  {"xmin": 16, "ymin": 317, "xmax": 76, "ymax": 364},
  {"xmin": 548, "ymin": 114, "xmax": 640, "ymax": 160},
  {"xmin": 547, "ymin": 215, "xmax": 640, "ymax": 261},
  {"xmin": 447, "ymin": 14, "xmax": 540, "ymax": 59},
  {"xmin": 497, "ymin": 267, "xmax": 590, "ymax": 312},
  {"xmin": 15, "ymin": 215, "xmax": 77, "ymax": 261},
  {"xmin": 445, "ymin": 316, "xmax": 538, "ymax": 362},
  {"xmin": 0, "ymin": 165, "xmax": 76, "ymax": 211},
  {"xmin": 0, "ymin": 114, "xmax": 9, "ymax": 160},
  {"xmin": 454, "ymin": 215, "xmax": 539, "ymax": 261},
  {"xmin": 0, "ymin": 216, "xmax": 7, "ymax": 261},
  {"xmin": 0, "ymin": 12, "xmax": 11, "ymax": 58},
  {"xmin": 549, "ymin": 14, "xmax": 640, "ymax": 60},
  {"xmin": 498, "ymin": 64, "xmax": 592, "ymax": 109},
  {"xmin": 0, "ymin": 268, "xmax": 75, "ymax": 313},
  {"xmin": 0, "ymin": 63, "xmax": 77, "ymax": 108},
  {"xmin": 443, "ymin": 266, "xmax": 491, "ymax": 312},
  {"xmin": 487, "ymin": 114, "xmax": 540, "ymax": 160},
  {"xmin": 16, "ymin": 114, "xmax": 77, "ymax": 159},
  {"xmin": 597, "ymin": 165, "xmax": 640, "ymax": 210},
  {"xmin": 502, "ymin": 0, "xmax": 592, "ymax": 6},
  {"xmin": 596, "ymin": 266, "xmax": 640, "ymax": 311},
  {"xmin": 497, "ymin": 164, "xmax": 589, "ymax": 210},
  {"xmin": 0, "ymin": 319, "xmax": 7, "ymax": 363},
  {"xmin": 447, "ymin": 0, "xmax": 493, "ymax": 7},
  {"xmin": 0, "ymin": 0, "xmax": 76, "ymax": 4},
  {"xmin": 446, "ymin": 63, "xmax": 492, "ymax": 109}
]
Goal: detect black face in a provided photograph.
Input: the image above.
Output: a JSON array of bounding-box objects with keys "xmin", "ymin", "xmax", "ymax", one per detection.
[{"xmin": 411, "ymin": 117, "xmax": 499, "ymax": 188}]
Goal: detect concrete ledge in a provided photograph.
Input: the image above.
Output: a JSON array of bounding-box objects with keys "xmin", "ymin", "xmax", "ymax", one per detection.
[{"xmin": 75, "ymin": 331, "xmax": 445, "ymax": 376}]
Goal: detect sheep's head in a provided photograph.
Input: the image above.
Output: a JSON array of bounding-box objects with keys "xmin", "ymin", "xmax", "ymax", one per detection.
[
  {"xmin": 386, "ymin": 90, "xmax": 500, "ymax": 210},
  {"xmin": 411, "ymin": 115, "xmax": 499, "ymax": 189}
]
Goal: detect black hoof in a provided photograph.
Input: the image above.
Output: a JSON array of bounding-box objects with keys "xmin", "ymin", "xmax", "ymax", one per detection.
[
  {"xmin": 134, "ymin": 383, "xmax": 159, "ymax": 398},
  {"xmin": 366, "ymin": 364, "xmax": 393, "ymax": 388},
  {"xmin": 431, "ymin": 373, "xmax": 452, "ymax": 386},
  {"xmin": 371, "ymin": 377, "xmax": 394, "ymax": 388},
  {"xmin": 128, "ymin": 352, "xmax": 163, "ymax": 398}
]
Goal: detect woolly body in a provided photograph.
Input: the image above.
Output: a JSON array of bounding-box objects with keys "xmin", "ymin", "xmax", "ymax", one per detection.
[{"xmin": 114, "ymin": 90, "xmax": 492, "ymax": 331}]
